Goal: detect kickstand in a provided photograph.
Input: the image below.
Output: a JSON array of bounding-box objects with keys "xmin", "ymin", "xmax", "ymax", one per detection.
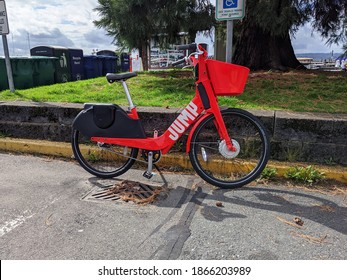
[{"xmin": 143, "ymin": 151, "xmax": 155, "ymax": 179}]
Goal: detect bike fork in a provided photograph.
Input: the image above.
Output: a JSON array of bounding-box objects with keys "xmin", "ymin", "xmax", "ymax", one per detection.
[{"xmin": 213, "ymin": 111, "xmax": 236, "ymax": 152}]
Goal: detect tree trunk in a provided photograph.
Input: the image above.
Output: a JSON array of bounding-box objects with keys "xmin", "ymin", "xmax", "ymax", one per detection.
[
  {"xmin": 139, "ymin": 41, "xmax": 149, "ymax": 71},
  {"xmin": 233, "ymin": 19, "xmax": 304, "ymax": 71}
]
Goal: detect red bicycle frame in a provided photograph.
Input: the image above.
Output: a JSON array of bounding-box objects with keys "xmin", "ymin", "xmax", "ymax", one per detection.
[{"xmin": 90, "ymin": 45, "xmax": 235, "ymax": 154}]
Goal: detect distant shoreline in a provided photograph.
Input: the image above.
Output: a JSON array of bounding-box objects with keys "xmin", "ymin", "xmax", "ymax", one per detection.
[{"xmin": 296, "ymin": 52, "xmax": 342, "ymax": 61}]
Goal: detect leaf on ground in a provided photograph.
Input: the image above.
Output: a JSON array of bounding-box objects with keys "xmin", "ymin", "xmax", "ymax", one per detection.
[{"xmin": 276, "ymin": 216, "xmax": 303, "ymax": 229}]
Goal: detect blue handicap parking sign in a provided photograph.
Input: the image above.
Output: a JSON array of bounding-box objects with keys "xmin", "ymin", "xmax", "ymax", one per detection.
[{"xmin": 223, "ymin": 0, "xmax": 238, "ymax": 9}]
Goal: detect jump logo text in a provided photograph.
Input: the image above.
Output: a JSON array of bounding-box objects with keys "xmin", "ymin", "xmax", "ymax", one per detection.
[{"xmin": 168, "ymin": 101, "xmax": 199, "ymax": 141}]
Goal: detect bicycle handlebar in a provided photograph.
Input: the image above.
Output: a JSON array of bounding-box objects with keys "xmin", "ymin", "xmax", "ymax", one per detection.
[
  {"xmin": 171, "ymin": 43, "xmax": 207, "ymax": 67},
  {"xmin": 177, "ymin": 43, "xmax": 197, "ymax": 51},
  {"xmin": 171, "ymin": 57, "xmax": 187, "ymax": 67}
]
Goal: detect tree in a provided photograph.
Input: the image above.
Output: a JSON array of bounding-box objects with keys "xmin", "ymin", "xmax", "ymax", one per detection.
[
  {"xmin": 312, "ymin": 0, "xmax": 347, "ymax": 45},
  {"xmin": 94, "ymin": 0, "xmax": 215, "ymax": 70},
  {"xmin": 151, "ymin": 0, "xmax": 215, "ymax": 48},
  {"xmin": 233, "ymin": 0, "xmax": 347, "ymax": 70},
  {"xmin": 94, "ymin": 0, "xmax": 155, "ymax": 70},
  {"xmin": 342, "ymin": 44, "xmax": 347, "ymax": 58},
  {"xmin": 181, "ymin": 0, "xmax": 216, "ymax": 41}
]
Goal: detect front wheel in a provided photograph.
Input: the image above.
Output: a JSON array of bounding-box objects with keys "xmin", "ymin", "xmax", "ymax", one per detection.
[
  {"xmin": 72, "ymin": 129, "xmax": 138, "ymax": 178},
  {"xmin": 189, "ymin": 109, "xmax": 270, "ymax": 188}
]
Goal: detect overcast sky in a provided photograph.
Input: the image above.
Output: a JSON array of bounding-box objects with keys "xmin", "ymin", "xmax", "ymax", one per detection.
[{"xmin": 0, "ymin": 0, "xmax": 343, "ymax": 57}]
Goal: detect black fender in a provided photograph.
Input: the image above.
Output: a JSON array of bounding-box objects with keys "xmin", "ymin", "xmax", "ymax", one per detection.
[{"xmin": 72, "ymin": 103, "xmax": 146, "ymax": 138}]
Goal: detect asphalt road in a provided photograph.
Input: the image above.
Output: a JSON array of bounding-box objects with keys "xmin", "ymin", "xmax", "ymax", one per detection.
[{"xmin": 0, "ymin": 153, "xmax": 346, "ymax": 260}]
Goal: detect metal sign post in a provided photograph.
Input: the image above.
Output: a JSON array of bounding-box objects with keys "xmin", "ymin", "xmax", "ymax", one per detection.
[
  {"xmin": 226, "ymin": 20, "xmax": 233, "ymax": 64},
  {"xmin": 216, "ymin": 0, "xmax": 246, "ymax": 63},
  {"xmin": 1, "ymin": 0, "xmax": 14, "ymax": 92}
]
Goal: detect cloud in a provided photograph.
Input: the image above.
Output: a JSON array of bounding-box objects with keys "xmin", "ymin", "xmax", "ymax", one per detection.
[
  {"xmin": 0, "ymin": 1, "xmax": 343, "ymax": 57},
  {"xmin": 291, "ymin": 24, "xmax": 341, "ymax": 54},
  {"xmin": 61, "ymin": 20, "xmax": 75, "ymax": 25},
  {"xmin": 1, "ymin": 0, "xmax": 114, "ymax": 56},
  {"xmin": 4, "ymin": 28, "xmax": 75, "ymax": 56},
  {"xmin": 30, "ymin": 28, "xmax": 75, "ymax": 47},
  {"xmin": 84, "ymin": 30, "xmax": 114, "ymax": 47},
  {"xmin": 33, "ymin": 6, "xmax": 47, "ymax": 10}
]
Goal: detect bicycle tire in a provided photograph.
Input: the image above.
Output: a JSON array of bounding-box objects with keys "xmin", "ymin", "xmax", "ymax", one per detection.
[
  {"xmin": 189, "ymin": 108, "xmax": 270, "ymax": 188},
  {"xmin": 72, "ymin": 129, "xmax": 138, "ymax": 178}
]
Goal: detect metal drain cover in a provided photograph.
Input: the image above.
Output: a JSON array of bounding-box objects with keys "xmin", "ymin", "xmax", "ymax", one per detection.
[{"xmin": 83, "ymin": 180, "xmax": 165, "ymax": 204}]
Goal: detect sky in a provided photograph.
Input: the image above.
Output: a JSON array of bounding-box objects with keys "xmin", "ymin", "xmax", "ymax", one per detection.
[{"xmin": 0, "ymin": 0, "xmax": 344, "ymax": 57}]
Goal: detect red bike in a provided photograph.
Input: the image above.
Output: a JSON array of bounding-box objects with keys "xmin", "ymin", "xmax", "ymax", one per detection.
[{"xmin": 71, "ymin": 44, "xmax": 270, "ymax": 188}]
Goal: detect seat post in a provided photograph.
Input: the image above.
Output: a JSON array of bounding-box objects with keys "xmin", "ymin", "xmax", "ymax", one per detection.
[{"xmin": 121, "ymin": 80, "xmax": 135, "ymax": 110}]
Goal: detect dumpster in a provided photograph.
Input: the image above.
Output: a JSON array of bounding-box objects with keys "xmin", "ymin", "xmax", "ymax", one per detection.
[
  {"xmin": 11, "ymin": 57, "xmax": 35, "ymax": 89},
  {"xmin": 30, "ymin": 46, "xmax": 71, "ymax": 83},
  {"xmin": 97, "ymin": 50, "xmax": 116, "ymax": 57},
  {"xmin": 120, "ymin": 53, "xmax": 130, "ymax": 72},
  {"xmin": 0, "ymin": 58, "xmax": 9, "ymax": 91},
  {"xmin": 83, "ymin": 55, "xmax": 103, "ymax": 79},
  {"xmin": 32, "ymin": 57, "xmax": 57, "ymax": 87},
  {"xmin": 68, "ymin": 48, "xmax": 84, "ymax": 81},
  {"xmin": 99, "ymin": 55, "xmax": 118, "ymax": 75}
]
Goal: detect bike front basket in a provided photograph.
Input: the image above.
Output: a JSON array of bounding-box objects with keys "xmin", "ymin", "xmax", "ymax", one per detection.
[{"xmin": 206, "ymin": 59, "xmax": 250, "ymax": 96}]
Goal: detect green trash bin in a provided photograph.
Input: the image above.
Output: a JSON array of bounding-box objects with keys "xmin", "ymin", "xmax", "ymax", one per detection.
[
  {"xmin": 32, "ymin": 57, "xmax": 57, "ymax": 87},
  {"xmin": 0, "ymin": 58, "xmax": 9, "ymax": 91},
  {"xmin": 11, "ymin": 57, "xmax": 34, "ymax": 90},
  {"xmin": 30, "ymin": 46, "xmax": 71, "ymax": 83}
]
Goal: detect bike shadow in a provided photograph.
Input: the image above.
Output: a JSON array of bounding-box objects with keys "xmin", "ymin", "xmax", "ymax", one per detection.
[
  {"xmin": 86, "ymin": 174, "xmax": 346, "ymax": 235},
  {"xmin": 199, "ymin": 184, "xmax": 347, "ymax": 234}
]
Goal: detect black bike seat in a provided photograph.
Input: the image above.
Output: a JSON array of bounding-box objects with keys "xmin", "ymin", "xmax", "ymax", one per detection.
[{"xmin": 106, "ymin": 72, "xmax": 138, "ymax": 83}]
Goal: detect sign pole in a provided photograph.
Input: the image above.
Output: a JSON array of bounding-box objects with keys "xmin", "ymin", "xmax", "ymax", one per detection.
[
  {"xmin": 2, "ymin": 34, "xmax": 14, "ymax": 92},
  {"xmin": 0, "ymin": 0, "xmax": 14, "ymax": 92},
  {"xmin": 216, "ymin": 0, "xmax": 246, "ymax": 63},
  {"xmin": 226, "ymin": 20, "xmax": 233, "ymax": 63}
]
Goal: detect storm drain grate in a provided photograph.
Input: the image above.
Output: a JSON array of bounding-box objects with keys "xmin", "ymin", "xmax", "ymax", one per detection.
[{"xmin": 84, "ymin": 180, "xmax": 165, "ymax": 204}]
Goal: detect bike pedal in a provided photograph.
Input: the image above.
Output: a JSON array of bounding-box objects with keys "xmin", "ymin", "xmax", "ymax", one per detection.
[{"xmin": 143, "ymin": 171, "xmax": 155, "ymax": 179}]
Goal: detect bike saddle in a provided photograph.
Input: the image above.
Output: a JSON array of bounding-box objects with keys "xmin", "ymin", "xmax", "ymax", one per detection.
[{"xmin": 106, "ymin": 72, "xmax": 138, "ymax": 83}]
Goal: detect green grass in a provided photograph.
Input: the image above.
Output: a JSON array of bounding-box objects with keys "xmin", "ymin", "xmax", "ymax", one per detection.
[
  {"xmin": 1, "ymin": 69, "xmax": 346, "ymax": 113},
  {"xmin": 237, "ymin": 71, "xmax": 347, "ymax": 113}
]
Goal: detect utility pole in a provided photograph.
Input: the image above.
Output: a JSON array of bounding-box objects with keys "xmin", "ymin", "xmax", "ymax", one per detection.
[{"xmin": 27, "ymin": 32, "xmax": 31, "ymax": 54}]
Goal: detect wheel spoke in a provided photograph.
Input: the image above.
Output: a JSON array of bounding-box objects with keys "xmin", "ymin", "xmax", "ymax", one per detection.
[
  {"xmin": 72, "ymin": 129, "xmax": 138, "ymax": 178},
  {"xmin": 189, "ymin": 109, "xmax": 269, "ymax": 188}
]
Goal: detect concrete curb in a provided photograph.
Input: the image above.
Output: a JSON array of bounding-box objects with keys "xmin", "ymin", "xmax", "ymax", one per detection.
[
  {"xmin": 0, "ymin": 137, "xmax": 346, "ymax": 184},
  {"xmin": 1, "ymin": 101, "xmax": 347, "ymax": 165}
]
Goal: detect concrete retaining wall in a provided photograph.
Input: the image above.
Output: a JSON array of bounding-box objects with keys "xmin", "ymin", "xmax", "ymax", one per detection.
[{"xmin": 0, "ymin": 101, "xmax": 346, "ymax": 165}]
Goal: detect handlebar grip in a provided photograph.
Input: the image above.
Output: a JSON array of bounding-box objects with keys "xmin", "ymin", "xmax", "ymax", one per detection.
[
  {"xmin": 171, "ymin": 58, "xmax": 187, "ymax": 67},
  {"xmin": 177, "ymin": 43, "xmax": 197, "ymax": 51}
]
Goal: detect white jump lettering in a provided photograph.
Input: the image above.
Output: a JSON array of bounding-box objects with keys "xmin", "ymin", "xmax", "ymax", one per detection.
[{"xmin": 168, "ymin": 101, "xmax": 199, "ymax": 141}]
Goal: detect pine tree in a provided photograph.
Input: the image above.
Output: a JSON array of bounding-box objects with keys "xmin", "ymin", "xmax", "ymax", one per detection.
[
  {"xmin": 94, "ymin": 0, "xmax": 215, "ymax": 70},
  {"xmin": 233, "ymin": 0, "xmax": 346, "ymax": 70},
  {"xmin": 94, "ymin": 0, "xmax": 155, "ymax": 70},
  {"xmin": 343, "ymin": 44, "xmax": 347, "ymax": 57}
]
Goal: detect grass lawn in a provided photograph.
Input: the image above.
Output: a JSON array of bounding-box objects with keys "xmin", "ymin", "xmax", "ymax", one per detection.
[{"xmin": 0, "ymin": 69, "xmax": 346, "ymax": 114}]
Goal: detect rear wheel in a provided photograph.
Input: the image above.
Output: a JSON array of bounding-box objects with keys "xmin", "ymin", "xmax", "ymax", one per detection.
[
  {"xmin": 72, "ymin": 129, "xmax": 138, "ymax": 178},
  {"xmin": 189, "ymin": 109, "xmax": 270, "ymax": 188}
]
